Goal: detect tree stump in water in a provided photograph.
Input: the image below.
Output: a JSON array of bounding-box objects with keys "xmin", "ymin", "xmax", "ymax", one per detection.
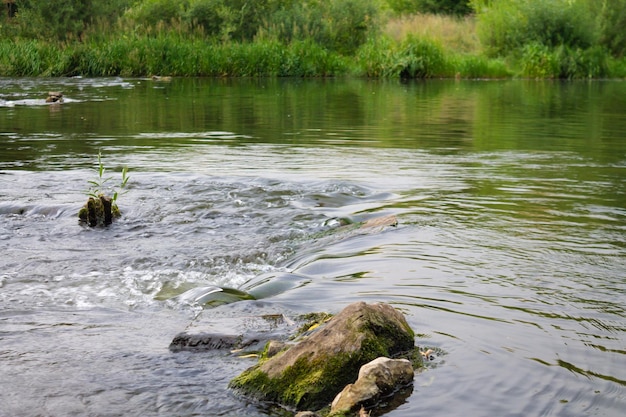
[{"xmin": 78, "ymin": 195, "xmax": 120, "ymax": 227}]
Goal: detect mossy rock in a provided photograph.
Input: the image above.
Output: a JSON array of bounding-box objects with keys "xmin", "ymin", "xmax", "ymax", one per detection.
[{"xmin": 229, "ymin": 302, "xmax": 416, "ymax": 411}]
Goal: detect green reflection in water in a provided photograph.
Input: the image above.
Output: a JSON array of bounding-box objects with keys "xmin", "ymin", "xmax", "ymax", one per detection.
[{"xmin": 2, "ymin": 79, "xmax": 626, "ymax": 169}]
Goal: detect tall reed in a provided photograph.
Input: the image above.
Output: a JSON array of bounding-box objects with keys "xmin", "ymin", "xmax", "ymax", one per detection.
[
  {"xmin": 0, "ymin": 36, "xmax": 349, "ymax": 77},
  {"xmin": 519, "ymin": 43, "xmax": 610, "ymax": 79}
]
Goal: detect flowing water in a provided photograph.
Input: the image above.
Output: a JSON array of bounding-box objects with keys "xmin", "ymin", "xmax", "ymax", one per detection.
[{"xmin": 0, "ymin": 77, "xmax": 625, "ymax": 417}]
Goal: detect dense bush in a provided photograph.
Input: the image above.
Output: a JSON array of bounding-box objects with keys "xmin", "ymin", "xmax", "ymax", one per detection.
[
  {"xmin": 386, "ymin": 0, "xmax": 472, "ymax": 15},
  {"xmin": 592, "ymin": 0, "xmax": 626, "ymax": 57},
  {"xmin": 124, "ymin": 0, "xmax": 185, "ymax": 28},
  {"xmin": 355, "ymin": 35, "xmax": 510, "ymax": 78},
  {"xmin": 357, "ymin": 35, "xmax": 447, "ymax": 78},
  {"xmin": 355, "ymin": 36, "xmax": 399, "ymax": 77},
  {"xmin": 316, "ymin": 0, "xmax": 382, "ymax": 55},
  {"xmin": 1, "ymin": 0, "xmax": 623, "ymax": 78},
  {"xmin": 4, "ymin": 0, "xmax": 131, "ymax": 40},
  {"xmin": 396, "ymin": 35, "xmax": 450, "ymax": 77},
  {"xmin": 520, "ymin": 43, "xmax": 609, "ymax": 79},
  {"xmin": 122, "ymin": 0, "xmax": 381, "ymax": 53},
  {"xmin": 257, "ymin": 0, "xmax": 383, "ymax": 55},
  {"xmin": 184, "ymin": 0, "xmax": 226, "ymax": 38},
  {"xmin": 473, "ymin": 0, "xmax": 597, "ymax": 57}
]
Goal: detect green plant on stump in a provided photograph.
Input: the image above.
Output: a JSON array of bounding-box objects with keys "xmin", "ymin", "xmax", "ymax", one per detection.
[{"xmin": 78, "ymin": 151, "xmax": 130, "ymax": 227}]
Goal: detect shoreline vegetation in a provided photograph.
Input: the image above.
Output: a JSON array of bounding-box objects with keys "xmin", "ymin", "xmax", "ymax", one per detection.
[{"xmin": 1, "ymin": 0, "xmax": 625, "ymax": 79}]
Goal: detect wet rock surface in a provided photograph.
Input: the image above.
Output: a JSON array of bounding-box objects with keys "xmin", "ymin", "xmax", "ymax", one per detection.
[
  {"xmin": 169, "ymin": 300, "xmax": 301, "ymax": 352},
  {"xmin": 330, "ymin": 357, "xmax": 414, "ymax": 415},
  {"xmin": 45, "ymin": 91, "xmax": 63, "ymax": 103},
  {"xmin": 228, "ymin": 302, "xmax": 417, "ymax": 411},
  {"xmin": 169, "ymin": 300, "xmax": 330, "ymax": 354}
]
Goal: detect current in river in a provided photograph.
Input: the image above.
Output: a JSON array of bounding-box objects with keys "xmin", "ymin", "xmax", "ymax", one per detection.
[{"xmin": 0, "ymin": 77, "xmax": 625, "ymax": 416}]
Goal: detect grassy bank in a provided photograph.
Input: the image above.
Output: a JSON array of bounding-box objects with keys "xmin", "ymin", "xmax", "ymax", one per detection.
[
  {"xmin": 0, "ymin": 13, "xmax": 514, "ymax": 80},
  {"xmin": 1, "ymin": 0, "xmax": 625, "ymax": 79},
  {"xmin": 0, "ymin": 34, "xmax": 515, "ymax": 79},
  {"xmin": 0, "ymin": 37, "xmax": 348, "ymax": 77}
]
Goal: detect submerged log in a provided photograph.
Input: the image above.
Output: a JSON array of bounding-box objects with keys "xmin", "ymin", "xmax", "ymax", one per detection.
[{"xmin": 229, "ymin": 302, "xmax": 417, "ymax": 411}]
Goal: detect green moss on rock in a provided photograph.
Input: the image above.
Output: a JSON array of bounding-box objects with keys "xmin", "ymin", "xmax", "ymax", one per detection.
[
  {"xmin": 229, "ymin": 302, "xmax": 417, "ymax": 411},
  {"xmin": 231, "ymin": 349, "xmax": 376, "ymax": 410},
  {"xmin": 78, "ymin": 195, "xmax": 121, "ymax": 227}
]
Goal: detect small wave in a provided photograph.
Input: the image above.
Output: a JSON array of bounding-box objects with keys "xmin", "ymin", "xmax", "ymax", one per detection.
[
  {"xmin": 0, "ymin": 202, "xmax": 73, "ymax": 219},
  {"xmin": 0, "ymin": 97, "xmax": 81, "ymax": 107},
  {"xmin": 132, "ymin": 131, "xmax": 253, "ymax": 140}
]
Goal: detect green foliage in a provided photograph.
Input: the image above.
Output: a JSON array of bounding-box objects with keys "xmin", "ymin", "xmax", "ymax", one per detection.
[
  {"xmin": 6, "ymin": 0, "xmax": 131, "ymax": 41},
  {"xmin": 385, "ymin": 0, "xmax": 418, "ymax": 14},
  {"xmin": 355, "ymin": 36, "xmax": 399, "ymax": 77},
  {"xmin": 118, "ymin": 0, "xmax": 381, "ymax": 51},
  {"xmin": 259, "ymin": 0, "xmax": 383, "ymax": 55},
  {"xmin": 386, "ymin": 0, "xmax": 472, "ymax": 15},
  {"xmin": 79, "ymin": 151, "xmax": 129, "ymax": 226},
  {"xmin": 451, "ymin": 54, "xmax": 511, "ymax": 78},
  {"xmin": 473, "ymin": 0, "xmax": 597, "ymax": 57},
  {"xmin": 258, "ymin": 2, "xmax": 324, "ymax": 44},
  {"xmin": 0, "ymin": 40, "xmax": 54, "ymax": 76},
  {"xmin": 396, "ymin": 35, "xmax": 451, "ymax": 78},
  {"xmin": 324, "ymin": 0, "xmax": 382, "ymax": 55},
  {"xmin": 184, "ymin": 0, "xmax": 226, "ymax": 38},
  {"xmin": 281, "ymin": 40, "xmax": 349, "ymax": 76},
  {"xmin": 470, "ymin": 0, "xmax": 623, "ymax": 77},
  {"xmin": 417, "ymin": 0, "xmax": 472, "ymax": 15},
  {"xmin": 0, "ymin": 35, "xmax": 347, "ymax": 77},
  {"xmin": 181, "ymin": 0, "xmax": 268, "ymax": 42},
  {"xmin": 124, "ymin": 0, "xmax": 186, "ymax": 28},
  {"xmin": 87, "ymin": 151, "xmax": 130, "ymax": 203},
  {"xmin": 357, "ymin": 35, "xmax": 455, "ymax": 78},
  {"xmin": 593, "ymin": 0, "xmax": 626, "ymax": 57},
  {"xmin": 607, "ymin": 56, "xmax": 626, "ymax": 77},
  {"xmin": 519, "ymin": 43, "xmax": 560, "ymax": 78},
  {"xmin": 0, "ymin": 0, "xmax": 623, "ymax": 78},
  {"xmin": 123, "ymin": 0, "xmax": 273, "ymax": 42},
  {"xmin": 519, "ymin": 43, "xmax": 609, "ymax": 79}
]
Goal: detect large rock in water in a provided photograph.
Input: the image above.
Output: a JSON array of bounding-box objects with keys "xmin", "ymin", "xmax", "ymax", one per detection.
[{"xmin": 229, "ymin": 302, "xmax": 416, "ymax": 411}]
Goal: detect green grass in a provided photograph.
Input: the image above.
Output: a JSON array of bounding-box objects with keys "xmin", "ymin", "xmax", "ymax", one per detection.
[
  {"xmin": 0, "ymin": 36, "xmax": 351, "ymax": 77},
  {"xmin": 0, "ymin": 12, "xmax": 623, "ymax": 79},
  {"xmin": 2, "ymin": 0, "xmax": 626, "ymax": 79},
  {"xmin": 517, "ymin": 43, "xmax": 611, "ymax": 79},
  {"xmin": 354, "ymin": 36, "xmax": 511, "ymax": 79}
]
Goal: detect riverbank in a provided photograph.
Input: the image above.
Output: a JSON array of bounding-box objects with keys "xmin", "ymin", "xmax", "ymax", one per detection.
[
  {"xmin": 2, "ymin": 35, "xmax": 624, "ymax": 80},
  {"xmin": 1, "ymin": 12, "xmax": 625, "ymax": 79}
]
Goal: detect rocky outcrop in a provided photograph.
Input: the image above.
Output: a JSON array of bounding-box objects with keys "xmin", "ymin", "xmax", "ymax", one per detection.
[
  {"xmin": 330, "ymin": 357, "xmax": 414, "ymax": 415},
  {"xmin": 46, "ymin": 91, "xmax": 63, "ymax": 103},
  {"xmin": 229, "ymin": 302, "xmax": 417, "ymax": 412}
]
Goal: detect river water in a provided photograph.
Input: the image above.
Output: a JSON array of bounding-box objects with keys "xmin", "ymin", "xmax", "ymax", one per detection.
[{"xmin": 0, "ymin": 77, "xmax": 624, "ymax": 416}]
